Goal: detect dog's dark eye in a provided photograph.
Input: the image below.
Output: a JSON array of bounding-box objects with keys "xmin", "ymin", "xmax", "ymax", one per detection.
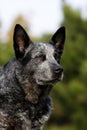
[{"xmin": 35, "ymin": 54, "xmax": 46, "ymax": 61}]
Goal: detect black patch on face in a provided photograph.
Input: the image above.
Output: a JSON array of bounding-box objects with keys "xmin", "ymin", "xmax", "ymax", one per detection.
[{"xmin": 21, "ymin": 52, "xmax": 31, "ymax": 66}]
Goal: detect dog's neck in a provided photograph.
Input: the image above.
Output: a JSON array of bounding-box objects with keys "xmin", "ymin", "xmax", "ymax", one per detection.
[
  {"xmin": 21, "ymin": 82, "xmax": 53, "ymax": 104},
  {"xmin": 15, "ymin": 73, "xmax": 53, "ymax": 104}
]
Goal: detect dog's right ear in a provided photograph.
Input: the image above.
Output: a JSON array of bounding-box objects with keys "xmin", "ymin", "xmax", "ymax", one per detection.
[{"xmin": 13, "ymin": 24, "xmax": 32, "ymax": 60}]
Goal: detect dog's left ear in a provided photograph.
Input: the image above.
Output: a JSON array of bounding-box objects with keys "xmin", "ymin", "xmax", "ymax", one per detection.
[
  {"xmin": 13, "ymin": 24, "xmax": 32, "ymax": 60},
  {"xmin": 51, "ymin": 26, "xmax": 66, "ymax": 56}
]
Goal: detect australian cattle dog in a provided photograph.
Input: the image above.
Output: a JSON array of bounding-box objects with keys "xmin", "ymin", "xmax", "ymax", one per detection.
[{"xmin": 0, "ymin": 24, "xmax": 66, "ymax": 130}]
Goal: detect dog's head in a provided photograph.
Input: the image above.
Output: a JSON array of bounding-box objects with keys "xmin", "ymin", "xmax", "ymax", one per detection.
[{"xmin": 13, "ymin": 24, "xmax": 65, "ymax": 85}]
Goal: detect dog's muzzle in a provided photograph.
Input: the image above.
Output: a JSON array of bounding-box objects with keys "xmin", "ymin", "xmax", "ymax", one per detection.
[{"xmin": 52, "ymin": 64, "xmax": 63, "ymax": 81}]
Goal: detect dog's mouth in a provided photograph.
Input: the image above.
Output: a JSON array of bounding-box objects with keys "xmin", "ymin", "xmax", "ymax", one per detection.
[{"xmin": 36, "ymin": 73, "xmax": 63, "ymax": 85}]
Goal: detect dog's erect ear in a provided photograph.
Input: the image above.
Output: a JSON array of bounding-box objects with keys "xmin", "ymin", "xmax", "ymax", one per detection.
[
  {"xmin": 13, "ymin": 24, "xmax": 32, "ymax": 60},
  {"xmin": 51, "ymin": 26, "xmax": 65, "ymax": 57}
]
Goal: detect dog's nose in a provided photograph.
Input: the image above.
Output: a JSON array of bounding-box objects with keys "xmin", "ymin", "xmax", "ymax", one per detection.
[{"xmin": 54, "ymin": 66, "xmax": 63, "ymax": 74}]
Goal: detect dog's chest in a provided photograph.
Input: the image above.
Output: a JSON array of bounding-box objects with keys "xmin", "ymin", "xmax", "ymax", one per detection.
[{"xmin": 18, "ymin": 107, "xmax": 50, "ymax": 130}]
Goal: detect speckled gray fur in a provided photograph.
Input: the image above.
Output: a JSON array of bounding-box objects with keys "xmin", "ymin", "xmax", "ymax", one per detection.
[{"xmin": 0, "ymin": 24, "xmax": 65, "ymax": 130}]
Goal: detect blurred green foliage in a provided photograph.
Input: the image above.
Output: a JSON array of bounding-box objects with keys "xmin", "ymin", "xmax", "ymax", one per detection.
[
  {"xmin": 0, "ymin": 4, "xmax": 87, "ymax": 130},
  {"xmin": 49, "ymin": 5, "xmax": 87, "ymax": 130},
  {"xmin": 0, "ymin": 43, "xmax": 14, "ymax": 66}
]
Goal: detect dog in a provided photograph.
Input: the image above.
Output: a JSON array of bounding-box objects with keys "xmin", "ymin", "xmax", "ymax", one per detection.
[{"xmin": 0, "ymin": 24, "xmax": 65, "ymax": 130}]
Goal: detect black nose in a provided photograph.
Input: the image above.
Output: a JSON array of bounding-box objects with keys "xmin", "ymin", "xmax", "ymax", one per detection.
[{"xmin": 54, "ymin": 66, "xmax": 63, "ymax": 74}]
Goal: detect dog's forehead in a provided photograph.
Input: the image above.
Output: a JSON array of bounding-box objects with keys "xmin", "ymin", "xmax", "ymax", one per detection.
[{"xmin": 32, "ymin": 42, "xmax": 55, "ymax": 55}]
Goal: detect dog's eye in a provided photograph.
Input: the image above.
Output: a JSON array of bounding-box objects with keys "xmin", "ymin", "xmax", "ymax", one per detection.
[{"xmin": 35, "ymin": 54, "xmax": 46, "ymax": 61}]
